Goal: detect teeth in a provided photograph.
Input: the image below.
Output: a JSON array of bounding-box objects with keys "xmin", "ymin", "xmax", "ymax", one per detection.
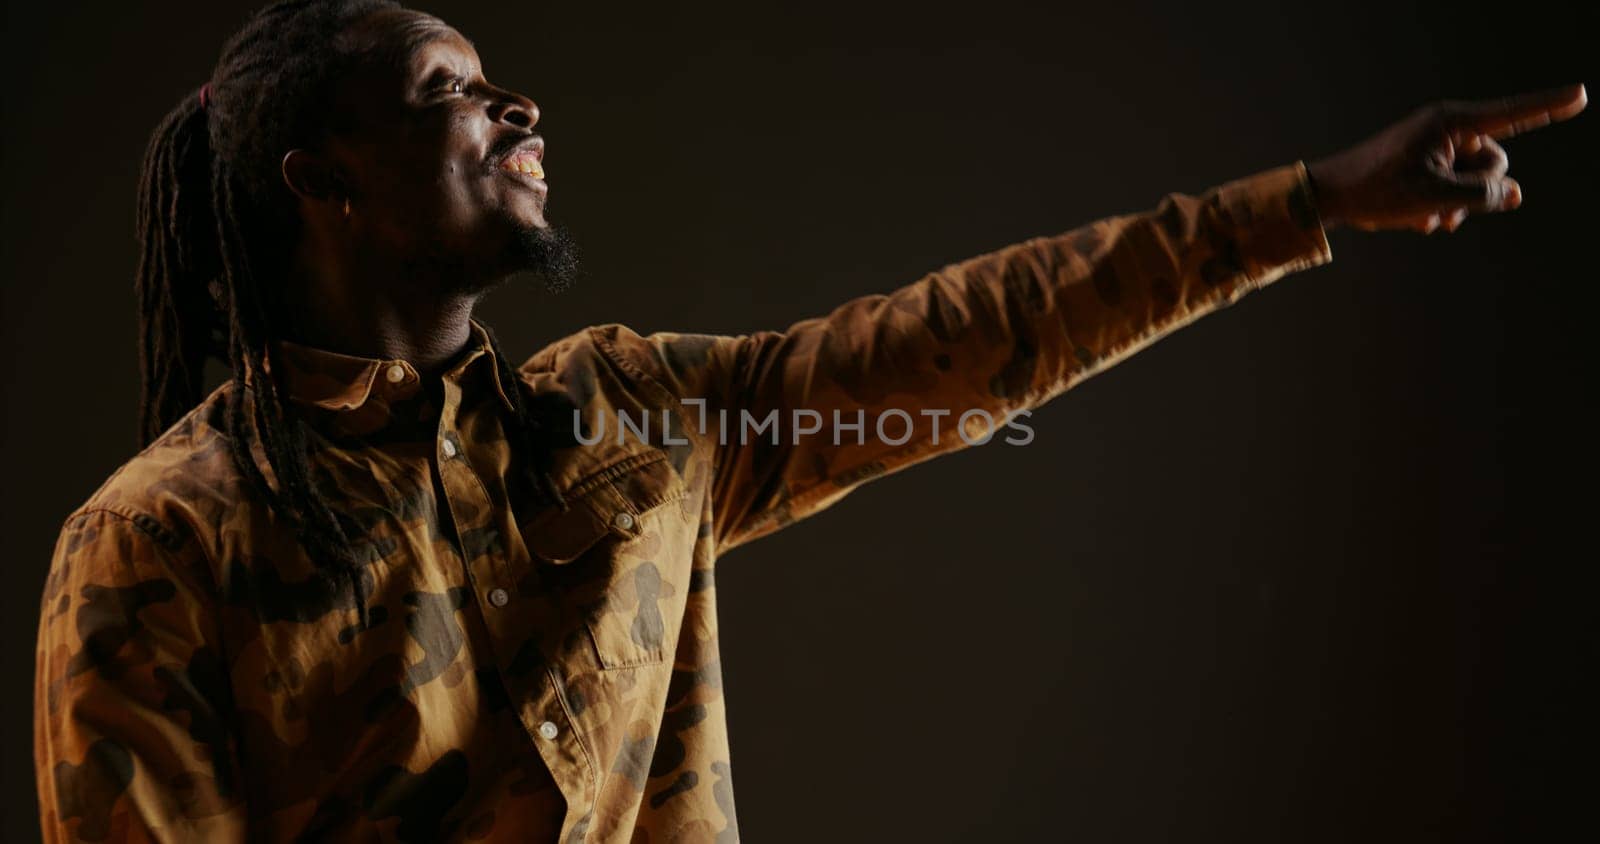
[{"xmin": 502, "ymin": 155, "xmax": 544, "ymax": 179}]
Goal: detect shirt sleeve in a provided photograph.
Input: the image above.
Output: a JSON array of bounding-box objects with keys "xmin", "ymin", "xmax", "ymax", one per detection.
[
  {"xmin": 593, "ymin": 161, "xmax": 1333, "ymax": 553},
  {"xmin": 34, "ymin": 507, "xmax": 249, "ymax": 842}
]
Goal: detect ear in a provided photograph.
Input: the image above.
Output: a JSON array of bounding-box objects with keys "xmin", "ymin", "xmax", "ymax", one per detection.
[{"xmin": 280, "ymin": 148, "xmax": 345, "ymax": 205}]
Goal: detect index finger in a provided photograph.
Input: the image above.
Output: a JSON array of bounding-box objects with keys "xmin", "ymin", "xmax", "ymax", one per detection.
[{"xmin": 1447, "ymin": 83, "xmax": 1588, "ymax": 138}]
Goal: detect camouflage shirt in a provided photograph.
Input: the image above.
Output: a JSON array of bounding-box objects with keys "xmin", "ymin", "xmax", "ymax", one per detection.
[{"xmin": 35, "ymin": 163, "xmax": 1331, "ymax": 842}]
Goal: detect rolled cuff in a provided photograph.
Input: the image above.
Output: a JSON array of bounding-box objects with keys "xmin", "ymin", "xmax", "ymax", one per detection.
[{"xmin": 1216, "ymin": 160, "xmax": 1334, "ymax": 290}]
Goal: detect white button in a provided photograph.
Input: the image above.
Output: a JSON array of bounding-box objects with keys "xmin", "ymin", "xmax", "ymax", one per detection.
[
  {"xmin": 488, "ymin": 588, "xmax": 510, "ymax": 607},
  {"xmin": 441, "ymin": 438, "xmax": 457, "ymax": 458},
  {"xmin": 612, "ymin": 512, "xmax": 635, "ymax": 530},
  {"xmin": 537, "ymin": 720, "xmax": 559, "ymax": 740},
  {"xmin": 385, "ymin": 363, "xmax": 406, "ymax": 383}
]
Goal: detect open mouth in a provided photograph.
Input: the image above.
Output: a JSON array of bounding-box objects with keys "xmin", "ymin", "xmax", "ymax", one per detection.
[{"xmin": 498, "ymin": 149, "xmax": 545, "ymax": 180}]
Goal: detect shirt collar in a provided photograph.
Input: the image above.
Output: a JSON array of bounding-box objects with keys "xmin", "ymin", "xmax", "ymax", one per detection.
[{"xmin": 262, "ymin": 317, "xmax": 518, "ymax": 433}]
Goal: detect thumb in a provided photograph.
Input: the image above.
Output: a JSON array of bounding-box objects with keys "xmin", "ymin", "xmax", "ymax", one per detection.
[{"xmin": 1430, "ymin": 169, "xmax": 1523, "ymax": 213}]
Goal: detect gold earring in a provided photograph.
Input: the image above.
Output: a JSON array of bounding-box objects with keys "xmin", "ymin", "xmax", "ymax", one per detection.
[{"xmin": 342, "ymin": 197, "xmax": 352, "ymax": 218}]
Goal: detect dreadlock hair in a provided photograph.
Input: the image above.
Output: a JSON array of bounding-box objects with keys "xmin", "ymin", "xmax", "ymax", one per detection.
[{"xmin": 135, "ymin": 0, "xmax": 567, "ymax": 627}]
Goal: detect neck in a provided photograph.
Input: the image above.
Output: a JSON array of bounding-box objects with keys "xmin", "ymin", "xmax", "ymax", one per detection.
[{"xmin": 280, "ymin": 246, "xmax": 492, "ymax": 377}]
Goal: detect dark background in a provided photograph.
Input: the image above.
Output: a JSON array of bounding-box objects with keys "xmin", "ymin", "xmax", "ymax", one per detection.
[{"xmin": 2, "ymin": 1, "xmax": 1594, "ymax": 840}]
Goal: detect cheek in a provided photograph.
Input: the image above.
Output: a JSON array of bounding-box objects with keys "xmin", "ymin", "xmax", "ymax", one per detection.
[
  {"xmin": 429, "ymin": 163, "xmax": 481, "ymax": 221},
  {"xmin": 372, "ymin": 162, "xmax": 487, "ymax": 235},
  {"xmin": 436, "ymin": 160, "xmax": 516, "ymax": 224}
]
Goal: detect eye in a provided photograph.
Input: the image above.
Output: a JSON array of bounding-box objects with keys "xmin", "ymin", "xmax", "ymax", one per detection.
[{"xmin": 444, "ymin": 77, "xmax": 466, "ymax": 95}]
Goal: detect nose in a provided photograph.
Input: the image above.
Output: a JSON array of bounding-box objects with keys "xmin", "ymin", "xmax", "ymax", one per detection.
[{"xmin": 488, "ymin": 89, "xmax": 539, "ymax": 130}]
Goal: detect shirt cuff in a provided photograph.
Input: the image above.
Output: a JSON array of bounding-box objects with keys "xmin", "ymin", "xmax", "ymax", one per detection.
[{"xmin": 1215, "ymin": 160, "xmax": 1334, "ymax": 291}]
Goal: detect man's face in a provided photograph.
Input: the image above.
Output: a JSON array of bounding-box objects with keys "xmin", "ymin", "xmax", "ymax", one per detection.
[{"xmin": 315, "ymin": 10, "xmax": 573, "ymax": 290}]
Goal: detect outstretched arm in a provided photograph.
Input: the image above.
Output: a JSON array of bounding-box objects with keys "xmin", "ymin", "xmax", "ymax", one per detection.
[{"xmin": 598, "ymin": 84, "xmax": 1586, "ymax": 553}]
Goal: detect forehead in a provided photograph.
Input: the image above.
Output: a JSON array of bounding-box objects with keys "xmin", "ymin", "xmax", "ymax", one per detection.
[
  {"xmin": 322, "ymin": 8, "xmax": 481, "ymax": 132},
  {"xmin": 341, "ymin": 8, "xmax": 480, "ymax": 82}
]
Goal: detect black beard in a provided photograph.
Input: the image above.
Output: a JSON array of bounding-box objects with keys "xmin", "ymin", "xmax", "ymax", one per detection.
[{"xmin": 510, "ymin": 223, "xmax": 581, "ymax": 294}]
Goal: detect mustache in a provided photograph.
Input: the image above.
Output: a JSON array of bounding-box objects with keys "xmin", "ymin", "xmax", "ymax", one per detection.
[{"xmin": 486, "ymin": 132, "xmax": 541, "ymax": 166}]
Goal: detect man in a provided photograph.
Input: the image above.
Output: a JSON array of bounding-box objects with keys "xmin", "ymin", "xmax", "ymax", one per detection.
[{"xmin": 31, "ymin": 0, "xmax": 1584, "ymax": 840}]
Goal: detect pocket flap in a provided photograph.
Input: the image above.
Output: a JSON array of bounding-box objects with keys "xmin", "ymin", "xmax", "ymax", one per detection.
[
  {"xmin": 523, "ymin": 496, "xmax": 617, "ymax": 564},
  {"xmin": 523, "ymin": 451, "xmax": 684, "ymax": 564}
]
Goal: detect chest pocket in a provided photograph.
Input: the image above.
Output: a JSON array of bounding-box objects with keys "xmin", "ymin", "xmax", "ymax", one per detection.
[{"xmin": 523, "ymin": 451, "xmax": 691, "ymax": 670}]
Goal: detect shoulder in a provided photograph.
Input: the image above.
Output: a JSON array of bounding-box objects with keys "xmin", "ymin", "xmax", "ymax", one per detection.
[
  {"xmin": 41, "ymin": 387, "xmax": 243, "ymax": 622},
  {"xmin": 512, "ymin": 323, "xmax": 745, "ymax": 481},
  {"xmin": 59, "ymin": 382, "xmax": 253, "ymax": 566},
  {"xmin": 520, "ymin": 322, "xmax": 752, "ymax": 402}
]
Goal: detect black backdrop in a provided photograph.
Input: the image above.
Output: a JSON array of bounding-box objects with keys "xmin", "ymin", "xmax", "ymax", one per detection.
[{"xmin": 2, "ymin": 1, "xmax": 1594, "ymax": 841}]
